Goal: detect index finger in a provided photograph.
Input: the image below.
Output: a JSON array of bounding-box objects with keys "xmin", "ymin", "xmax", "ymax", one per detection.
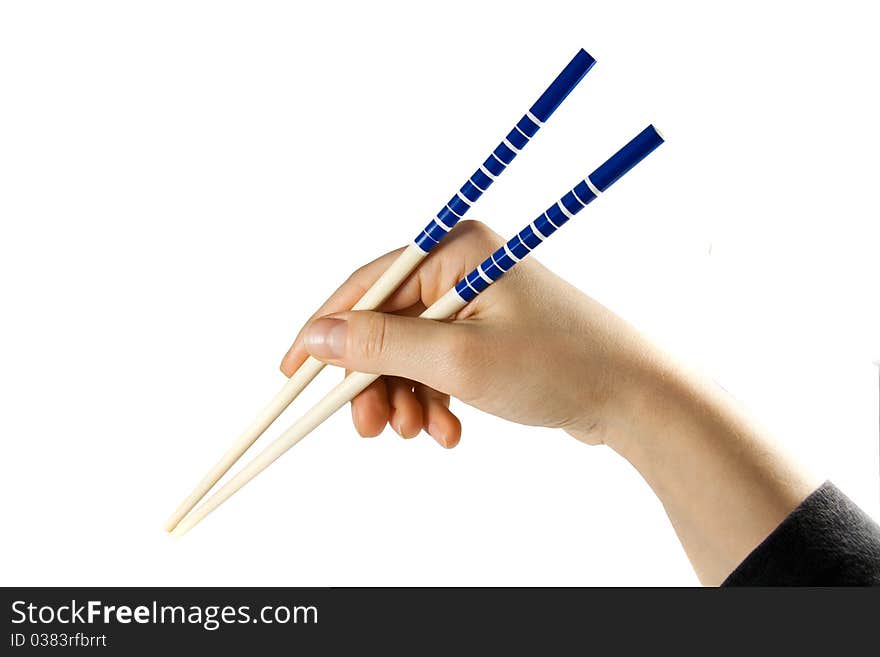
[
  {"xmin": 280, "ymin": 220, "xmax": 504, "ymax": 377},
  {"xmin": 280, "ymin": 245, "xmax": 409, "ymax": 376}
]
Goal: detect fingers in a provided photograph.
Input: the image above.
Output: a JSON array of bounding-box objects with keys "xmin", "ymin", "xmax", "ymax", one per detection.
[
  {"xmin": 415, "ymin": 384, "xmax": 461, "ymax": 448},
  {"xmin": 386, "ymin": 377, "xmax": 423, "ymax": 439},
  {"xmin": 281, "ymin": 220, "xmax": 503, "ymax": 378},
  {"xmin": 350, "ymin": 377, "xmax": 461, "ymax": 448},
  {"xmin": 302, "ymin": 309, "xmax": 477, "ymax": 399},
  {"xmin": 281, "ymin": 246, "xmax": 411, "ymax": 376},
  {"xmin": 351, "ymin": 377, "xmax": 422, "ymax": 439},
  {"xmin": 383, "ymin": 220, "xmax": 504, "ymax": 311},
  {"xmin": 350, "ymin": 377, "xmax": 389, "ymax": 438}
]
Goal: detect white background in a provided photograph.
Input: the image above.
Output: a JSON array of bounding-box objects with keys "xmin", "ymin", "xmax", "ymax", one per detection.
[{"xmin": 1, "ymin": 1, "xmax": 878, "ymax": 587}]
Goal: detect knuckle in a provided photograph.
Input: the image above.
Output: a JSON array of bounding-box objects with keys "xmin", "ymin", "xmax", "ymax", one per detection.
[
  {"xmin": 457, "ymin": 332, "xmax": 497, "ymax": 399},
  {"xmin": 455, "ymin": 219, "xmax": 491, "ymax": 239},
  {"xmin": 444, "ymin": 329, "xmax": 483, "ymax": 386},
  {"xmin": 446, "ymin": 332, "xmax": 473, "ymax": 369},
  {"xmin": 453, "ymin": 220, "xmax": 500, "ymax": 251},
  {"xmin": 343, "ymin": 269, "xmax": 368, "ymax": 293},
  {"xmin": 356, "ymin": 313, "xmax": 388, "ymax": 360},
  {"xmin": 349, "ymin": 263, "xmax": 368, "ymax": 281}
]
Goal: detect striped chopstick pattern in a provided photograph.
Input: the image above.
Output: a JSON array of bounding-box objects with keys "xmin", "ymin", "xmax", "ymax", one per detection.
[
  {"xmin": 414, "ymin": 48, "xmax": 596, "ymax": 253},
  {"xmin": 455, "ymin": 124, "xmax": 664, "ymax": 302}
]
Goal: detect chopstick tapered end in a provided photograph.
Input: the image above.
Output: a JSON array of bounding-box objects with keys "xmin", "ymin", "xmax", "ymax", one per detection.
[
  {"xmin": 169, "ymin": 524, "xmax": 189, "ymax": 539},
  {"xmin": 163, "ymin": 510, "xmax": 185, "ymax": 533}
]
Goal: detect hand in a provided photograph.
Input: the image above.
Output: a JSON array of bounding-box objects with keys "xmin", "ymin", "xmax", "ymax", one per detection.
[
  {"xmin": 280, "ymin": 220, "xmax": 819, "ymax": 584},
  {"xmin": 280, "ymin": 220, "xmax": 652, "ymax": 449}
]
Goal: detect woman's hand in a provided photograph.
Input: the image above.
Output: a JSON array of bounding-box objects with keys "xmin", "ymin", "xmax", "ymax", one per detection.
[
  {"xmin": 280, "ymin": 219, "xmax": 819, "ymax": 584},
  {"xmin": 280, "ymin": 220, "xmax": 652, "ymax": 449}
]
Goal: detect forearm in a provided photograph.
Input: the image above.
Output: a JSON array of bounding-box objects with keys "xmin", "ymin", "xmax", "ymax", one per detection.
[{"xmin": 592, "ymin": 353, "xmax": 820, "ymax": 585}]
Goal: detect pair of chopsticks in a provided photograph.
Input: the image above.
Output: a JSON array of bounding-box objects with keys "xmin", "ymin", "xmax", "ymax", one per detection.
[{"xmin": 166, "ymin": 49, "xmax": 664, "ymax": 536}]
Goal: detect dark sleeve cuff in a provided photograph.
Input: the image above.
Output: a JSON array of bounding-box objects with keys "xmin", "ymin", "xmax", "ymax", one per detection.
[{"xmin": 723, "ymin": 481, "xmax": 880, "ymax": 586}]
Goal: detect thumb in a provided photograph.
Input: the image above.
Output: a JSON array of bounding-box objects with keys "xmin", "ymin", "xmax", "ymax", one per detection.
[{"xmin": 302, "ymin": 310, "xmax": 470, "ymax": 394}]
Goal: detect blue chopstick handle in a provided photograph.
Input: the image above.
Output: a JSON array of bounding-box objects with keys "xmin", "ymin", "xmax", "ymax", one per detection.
[
  {"xmin": 454, "ymin": 125, "xmax": 664, "ymax": 302},
  {"xmin": 414, "ymin": 49, "xmax": 596, "ymax": 253},
  {"xmin": 589, "ymin": 123, "xmax": 664, "ymax": 192},
  {"xmin": 529, "ymin": 48, "xmax": 597, "ymax": 123}
]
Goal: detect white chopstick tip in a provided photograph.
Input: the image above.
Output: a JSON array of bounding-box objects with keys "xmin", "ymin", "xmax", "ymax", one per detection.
[
  {"xmin": 169, "ymin": 523, "xmax": 190, "ymax": 539},
  {"xmin": 164, "ymin": 501, "xmax": 195, "ymax": 532}
]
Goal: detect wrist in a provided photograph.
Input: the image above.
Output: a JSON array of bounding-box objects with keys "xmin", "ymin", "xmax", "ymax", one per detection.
[
  {"xmin": 601, "ymin": 353, "xmax": 686, "ymax": 459},
  {"xmin": 594, "ymin": 350, "xmax": 817, "ymax": 509},
  {"xmin": 564, "ymin": 344, "xmax": 678, "ymax": 451}
]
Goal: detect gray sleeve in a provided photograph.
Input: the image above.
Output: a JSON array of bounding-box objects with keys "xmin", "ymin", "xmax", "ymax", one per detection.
[{"xmin": 723, "ymin": 482, "xmax": 880, "ymax": 586}]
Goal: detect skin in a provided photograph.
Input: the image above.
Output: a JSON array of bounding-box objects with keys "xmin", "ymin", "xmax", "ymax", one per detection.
[{"xmin": 281, "ymin": 220, "xmax": 820, "ymax": 585}]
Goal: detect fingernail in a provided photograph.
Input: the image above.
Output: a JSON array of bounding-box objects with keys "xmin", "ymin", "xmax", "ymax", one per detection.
[
  {"xmin": 304, "ymin": 318, "xmax": 348, "ymax": 359},
  {"xmin": 428, "ymin": 422, "xmax": 446, "ymax": 448}
]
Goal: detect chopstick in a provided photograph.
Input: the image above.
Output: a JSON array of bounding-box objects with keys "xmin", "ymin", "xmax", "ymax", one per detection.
[
  {"xmin": 170, "ymin": 125, "xmax": 665, "ymax": 537},
  {"xmin": 164, "ymin": 49, "xmax": 596, "ymax": 532}
]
